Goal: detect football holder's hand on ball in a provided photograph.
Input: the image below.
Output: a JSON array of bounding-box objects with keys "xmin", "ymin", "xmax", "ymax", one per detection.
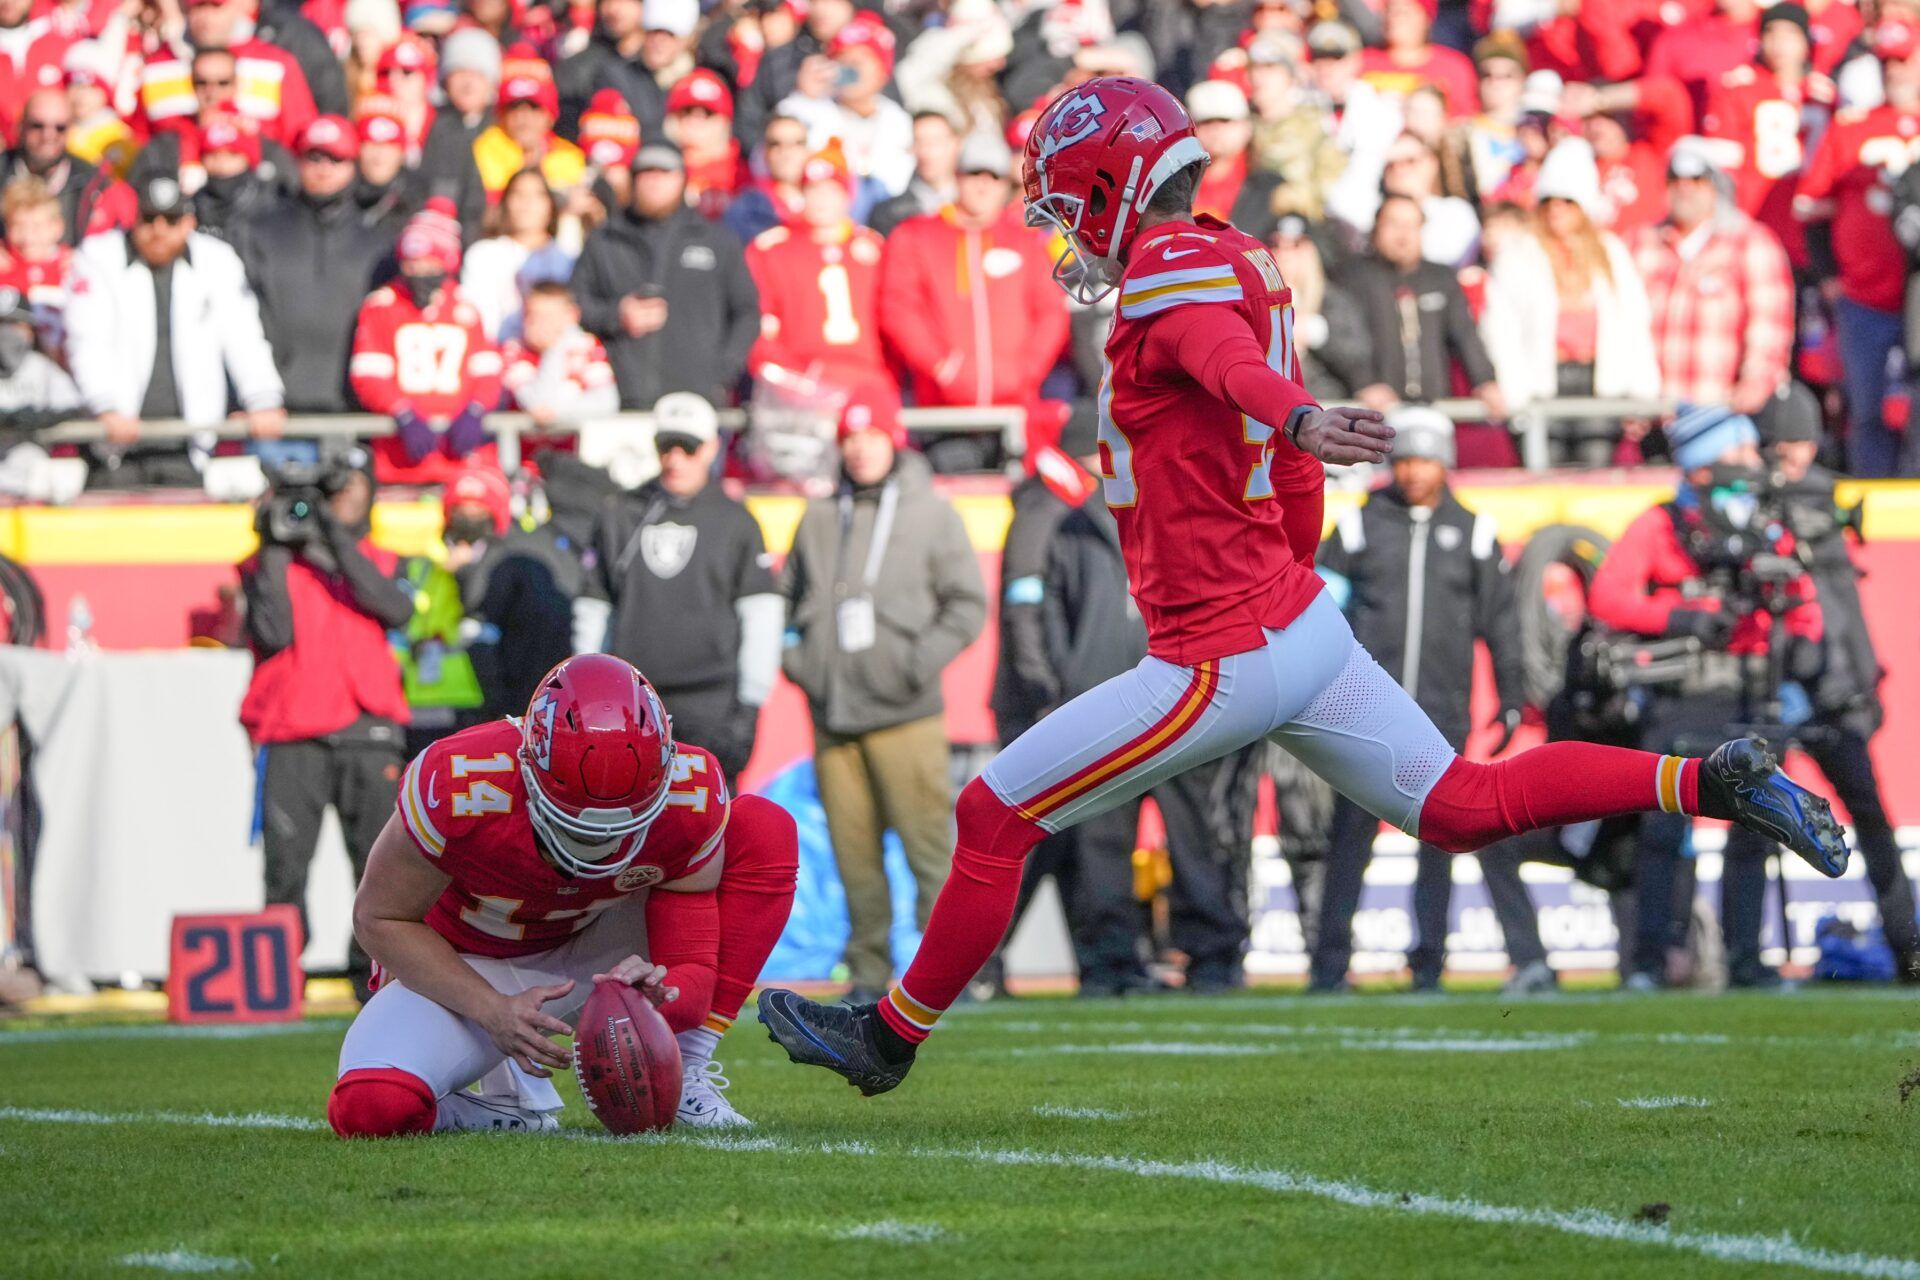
[{"xmin": 572, "ymin": 980, "xmax": 683, "ymax": 1134}]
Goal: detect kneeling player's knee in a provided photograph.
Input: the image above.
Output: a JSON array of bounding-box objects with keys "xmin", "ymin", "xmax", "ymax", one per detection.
[
  {"xmin": 723, "ymin": 795, "xmax": 800, "ymax": 886},
  {"xmin": 328, "ymin": 1068, "xmax": 436, "ymax": 1138},
  {"xmin": 955, "ymin": 776, "xmax": 1045, "ymax": 869}
]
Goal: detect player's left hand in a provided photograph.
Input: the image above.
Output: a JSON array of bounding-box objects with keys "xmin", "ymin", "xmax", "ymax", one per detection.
[
  {"xmin": 1296, "ymin": 406, "xmax": 1393, "ymax": 466},
  {"xmin": 592, "ymin": 954, "xmax": 679, "ymax": 1007}
]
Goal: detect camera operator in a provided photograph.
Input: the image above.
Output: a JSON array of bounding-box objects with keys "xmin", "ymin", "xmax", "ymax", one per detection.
[
  {"xmin": 1589, "ymin": 406, "xmax": 1824, "ymax": 990},
  {"xmin": 238, "ymin": 450, "xmax": 413, "ymax": 1002},
  {"xmin": 1737, "ymin": 384, "xmax": 1918, "ymax": 982}
]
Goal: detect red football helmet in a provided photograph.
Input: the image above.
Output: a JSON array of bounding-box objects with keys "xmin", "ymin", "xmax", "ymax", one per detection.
[
  {"xmin": 519, "ymin": 654, "xmax": 675, "ymax": 879},
  {"xmin": 1023, "ymin": 77, "xmax": 1210, "ymax": 303}
]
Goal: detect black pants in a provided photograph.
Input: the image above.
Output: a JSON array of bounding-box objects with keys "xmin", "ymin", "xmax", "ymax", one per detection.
[
  {"xmin": 1722, "ymin": 721, "xmax": 1920, "ymax": 965},
  {"xmin": 1544, "ymin": 363, "xmax": 1619, "ymax": 469},
  {"xmin": 1159, "ymin": 747, "xmax": 1260, "ymax": 972},
  {"xmin": 1313, "ymin": 796, "xmax": 1459, "ymax": 986},
  {"xmin": 656, "ymin": 682, "xmax": 753, "ymax": 784},
  {"xmin": 261, "ymin": 727, "xmax": 403, "ymax": 999}
]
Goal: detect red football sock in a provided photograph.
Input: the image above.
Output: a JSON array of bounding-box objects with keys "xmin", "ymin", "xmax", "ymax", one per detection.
[
  {"xmin": 1418, "ymin": 743, "xmax": 1699, "ymax": 855},
  {"xmin": 878, "ymin": 777, "xmax": 1047, "ymax": 1044},
  {"xmin": 710, "ymin": 795, "xmax": 799, "ymax": 1023}
]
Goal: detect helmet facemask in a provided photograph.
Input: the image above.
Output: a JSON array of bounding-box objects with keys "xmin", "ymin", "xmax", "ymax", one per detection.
[{"xmin": 521, "ymin": 759, "xmax": 673, "ymax": 880}]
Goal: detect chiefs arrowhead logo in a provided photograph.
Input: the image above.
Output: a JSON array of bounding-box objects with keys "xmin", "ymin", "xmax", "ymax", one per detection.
[
  {"xmin": 1039, "ymin": 90, "xmax": 1107, "ymax": 161},
  {"xmin": 614, "ymin": 864, "xmax": 665, "ymax": 891},
  {"xmin": 527, "ymin": 692, "xmax": 557, "ymax": 770}
]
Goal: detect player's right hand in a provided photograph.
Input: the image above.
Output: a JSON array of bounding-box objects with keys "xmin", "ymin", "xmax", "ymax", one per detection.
[
  {"xmin": 1296, "ymin": 406, "xmax": 1394, "ymax": 466},
  {"xmin": 485, "ymin": 979, "xmax": 576, "ymax": 1077},
  {"xmin": 592, "ymin": 954, "xmax": 679, "ymax": 1008}
]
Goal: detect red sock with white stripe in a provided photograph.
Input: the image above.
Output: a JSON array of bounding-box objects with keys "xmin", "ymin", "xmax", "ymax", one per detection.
[
  {"xmin": 876, "ymin": 777, "xmax": 1047, "ymax": 1046},
  {"xmin": 1418, "ymin": 744, "xmax": 1699, "ymax": 855}
]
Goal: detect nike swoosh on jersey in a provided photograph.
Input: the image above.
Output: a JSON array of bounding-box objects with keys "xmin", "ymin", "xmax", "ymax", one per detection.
[
  {"xmin": 1161, "ymin": 247, "xmax": 1201, "ymax": 259},
  {"xmin": 426, "ymin": 774, "xmax": 439, "ymax": 808}
]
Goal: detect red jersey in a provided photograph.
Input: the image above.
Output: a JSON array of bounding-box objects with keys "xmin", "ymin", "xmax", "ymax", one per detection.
[
  {"xmin": 396, "ymin": 719, "xmax": 730, "ymax": 959},
  {"xmin": 1703, "ymin": 65, "xmax": 1833, "ymax": 267},
  {"xmin": 0, "ymin": 16, "xmax": 75, "ymax": 147},
  {"xmin": 1646, "ymin": 11, "xmax": 1759, "ymax": 125},
  {"xmin": 138, "ymin": 40, "xmax": 317, "ymax": 148},
  {"xmin": 350, "ymin": 282, "xmax": 504, "ymax": 483},
  {"xmin": 1599, "ymin": 143, "xmax": 1670, "ymax": 234},
  {"xmin": 745, "ymin": 222, "xmax": 888, "ymax": 390},
  {"xmin": 1795, "ymin": 104, "xmax": 1920, "ymax": 312},
  {"xmin": 1359, "ymin": 45, "xmax": 1479, "ymax": 116},
  {"xmin": 0, "ymin": 247, "xmax": 70, "ymax": 360},
  {"xmin": 1101, "ymin": 216, "xmax": 1322, "ymax": 666}
]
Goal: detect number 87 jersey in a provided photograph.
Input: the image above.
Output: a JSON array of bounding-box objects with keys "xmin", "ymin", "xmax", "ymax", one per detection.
[
  {"xmin": 1098, "ymin": 214, "xmax": 1325, "ymax": 668},
  {"xmin": 394, "ymin": 719, "xmax": 730, "ymax": 958}
]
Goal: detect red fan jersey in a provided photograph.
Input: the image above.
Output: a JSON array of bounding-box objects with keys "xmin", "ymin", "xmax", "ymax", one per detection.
[
  {"xmin": 1703, "ymin": 65, "xmax": 1833, "ymax": 267},
  {"xmin": 1795, "ymin": 104, "xmax": 1920, "ymax": 313},
  {"xmin": 0, "ymin": 247, "xmax": 70, "ymax": 360},
  {"xmin": 395, "ymin": 719, "xmax": 730, "ymax": 959},
  {"xmin": 350, "ymin": 282, "xmax": 504, "ymax": 481},
  {"xmin": 1100, "ymin": 216, "xmax": 1322, "ymax": 667},
  {"xmin": 744, "ymin": 222, "xmax": 888, "ymax": 389}
]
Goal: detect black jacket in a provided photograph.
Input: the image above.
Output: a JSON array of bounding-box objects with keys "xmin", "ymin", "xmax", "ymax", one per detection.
[
  {"xmin": 573, "ymin": 204, "xmax": 760, "ymax": 409},
  {"xmin": 1797, "ymin": 465, "xmax": 1884, "ymax": 732},
  {"xmin": 556, "ymin": 34, "xmax": 669, "ymax": 138},
  {"xmin": 232, "ymin": 190, "xmax": 403, "ymax": 413},
  {"xmin": 460, "ymin": 523, "xmax": 585, "ymax": 719},
  {"xmin": 1317, "ymin": 484, "xmax": 1525, "ymax": 746},
  {"xmin": 990, "ymin": 474, "xmax": 1074, "ymax": 741},
  {"xmin": 415, "ymin": 113, "xmax": 490, "ymax": 238},
  {"xmin": 1335, "ymin": 254, "xmax": 1494, "ymax": 402},
  {"xmin": 586, "ymin": 477, "xmax": 775, "ymax": 693},
  {"xmin": 1043, "ymin": 495, "xmax": 1148, "ymax": 705},
  {"xmin": 257, "ymin": 0, "xmax": 349, "ymax": 116}
]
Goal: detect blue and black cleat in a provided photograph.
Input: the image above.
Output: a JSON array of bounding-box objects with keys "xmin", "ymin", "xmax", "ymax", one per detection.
[
  {"xmin": 1700, "ymin": 738, "xmax": 1849, "ymax": 877},
  {"xmin": 757, "ymin": 988, "xmax": 915, "ymax": 1097}
]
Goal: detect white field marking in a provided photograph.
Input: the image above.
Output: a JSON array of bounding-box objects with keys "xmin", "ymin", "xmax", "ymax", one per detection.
[
  {"xmin": 971, "ymin": 1019, "xmax": 1916, "ymax": 1053},
  {"xmin": 1008, "ymin": 1041, "xmax": 1282, "ymax": 1057},
  {"xmin": 25, "ymin": 1108, "xmax": 1920, "ymax": 1278},
  {"xmin": 0, "ymin": 1106, "xmax": 326, "ymax": 1132},
  {"xmin": 0, "ymin": 1021, "xmax": 344, "ymax": 1046},
  {"xmin": 118, "ymin": 1249, "xmax": 252, "ymax": 1273},
  {"xmin": 1032, "ymin": 1104, "xmax": 1133, "ymax": 1120},
  {"xmin": 833, "ymin": 1221, "xmax": 950, "ymax": 1244},
  {"xmin": 1336, "ymin": 1035, "xmax": 1590, "ymax": 1053},
  {"xmin": 1619, "ymin": 1096, "xmax": 1714, "ymax": 1110}
]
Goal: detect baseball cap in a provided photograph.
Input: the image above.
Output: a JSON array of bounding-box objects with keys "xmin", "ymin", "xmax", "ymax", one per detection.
[
  {"xmin": 633, "ymin": 140, "xmax": 685, "ymax": 173},
  {"xmin": 579, "ymin": 89, "xmax": 641, "ymax": 169},
  {"xmin": 957, "ymin": 130, "xmax": 1012, "ymax": 176},
  {"xmin": 1875, "ymin": 16, "xmax": 1920, "ymax": 61},
  {"xmin": 1246, "ymin": 36, "xmax": 1300, "ymax": 70},
  {"xmin": 1387, "ymin": 406, "xmax": 1456, "ymax": 467},
  {"xmin": 498, "ymin": 72, "xmax": 559, "ymax": 117},
  {"xmin": 443, "ymin": 465, "xmax": 511, "ymax": 535},
  {"xmin": 1472, "ymin": 29, "xmax": 1527, "ymax": 70},
  {"xmin": 1186, "ymin": 79, "xmax": 1250, "ymax": 123},
  {"xmin": 1667, "ymin": 134, "xmax": 1733, "ymax": 180},
  {"xmin": 642, "ymin": 0, "xmax": 697, "ymax": 36},
  {"xmin": 665, "ymin": 67, "xmax": 734, "ymax": 118},
  {"xmin": 297, "ymin": 114, "xmax": 358, "ymax": 160},
  {"xmin": 137, "ymin": 175, "xmax": 193, "ymax": 221},
  {"xmin": 838, "ymin": 381, "xmax": 906, "ymax": 446},
  {"xmin": 199, "ymin": 117, "xmax": 261, "ymax": 165},
  {"xmin": 652, "ymin": 392, "xmax": 719, "ymax": 449},
  {"xmin": 1305, "ymin": 21, "xmax": 1361, "ymax": 58},
  {"xmin": 1759, "ymin": 2, "xmax": 1811, "ymax": 42},
  {"xmin": 800, "ymin": 140, "xmax": 853, "ymax": 187},
  {"xmin": 1754, "ymin": 380, "xmax": 1822, "ymax": 446},
  {"xmin": 355, "ymin": 93, "xmax": 407, "ymax": 146},
  {"xmin": 377, "ymin": 32, "xmax": 437, "ymax": 77},
  {"xmin": 827, "ymin": 11, "xmax": 897, "ymax": 77}
]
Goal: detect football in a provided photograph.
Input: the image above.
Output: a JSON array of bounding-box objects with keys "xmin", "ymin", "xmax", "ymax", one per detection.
[{"xmin": 571, "ymin": 980, "xmax": 682, "ymax": 1134}]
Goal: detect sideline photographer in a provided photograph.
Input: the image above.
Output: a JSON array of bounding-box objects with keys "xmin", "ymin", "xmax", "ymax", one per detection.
[
  {"xmin": 238, "ymin": 451, "xmax": 413, "ymax": 1002},
  {"xmin": 1589, "ymin": 406, "xmax": 1823, "ymax": 989}
]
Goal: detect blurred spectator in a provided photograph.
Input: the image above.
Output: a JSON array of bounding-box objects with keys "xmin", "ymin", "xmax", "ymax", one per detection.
[
  {"xmin": 499, "ymin": 280, "xmax": 619, "ymax": 426},
  {"xmin": 124, "ymin": 51, "xmax": 283, "ymax": 195},
  {"xmin": 460, "ymin": 166, "xmax": 575, "ymax": 340},
  {"xmin": 572, "ymin": 141, "xmax": 761, "ymax": 409},
  {"xmin": 473, "ymin": 56, "xmax": 584, "ymax": 199},
  {"xmin": 425, "ymin": 28, "xmax": 502, "ymax": 193},
  {"xmin": 1795, "ymin": 21, "xmax": 1920, "ymax": 476},
  {"xmin": 0, "ymin": 285, "xmax": 81, "ymax": 498},
  {"xmin": 867, "ymin": 108, "xmax": 959, "ymax": 237},
  {"xmin": 442, "ymin": 464, "xmax": 577, "ymax": 720},
  {"xmin": 141, "ymin": 0, "xmax": 319, "ymax": 149},
  {"xmin": 575, "ymin": 390, "xmax": 782, "ymax": 780},
  {"xmin": 1380, "ymin": 132, "xmax": 1481, "ymax": 266},
  {"xmin": 1633, "ymin": 138, "xmax": 1792, "ymax": 417},
  {"xmin": 778, "ymin": 11, "xmax": 912, "ymax": 201},
  {"xmin": 393, "ymin": 519, "xmax": 488, "ymax": 752},
  {"xmin": 1362, "ymin": 0, "xmax": 1478, "ymax": 117},
  {"xmin": 5, "ymin": 88, "xmax": 133, "ymax": 245},
  {"xmin": 1270, "ymin": 215, "xmax": 1370, "ymax": 401},
  {"xmin": 1646, "ymin": 0, "xmax": 1765, "ymax": 123},
  {"xmin": 893, "ymin": 2, "xmax": 1014, "ymax": 139},
  {"xmin": 234, "ymin": 114, "xmax": 401, "ymax": 418},
  {"xmin": 238, "ymin": 451, "xmax": 411, "ymax": 1003},
  {"xmin": 366, "ymin": 36, "xmax": 489, "ymax": 232},
  {"xmin": 878, "ymin": 131, "xmax": 1067, "ymax": 412},
  {"xmin": 192, "ymin": 118, "xmax": 275, "ymax": 239},
  {"xmin": 1187, "ymin": 80, "xmax": 1281, "ymax": 231},
  {"xmin": 0, "ymin": 177, "xmax": 71, "ymax": 361},
  {"xmin": 1246, "ymin": 36, "xmax": 1346, "ymax": 221},
  {"xmin": 344, "ymin": 0, "xmax": 404, "ymax": 101},
  {"xmin": 666, "ymin": 68, "xmax": 748, "ymax": 220},
  {"xmin": 1310, "ymin": 20, "xmax": 1402, "ymax": 179},
  {"xmin": 349, "ymin": 197, "xmax": 503, "ymax": 483},
  {"xmin": 1338, "ymin": 192, "xmax": 1502, "ymax": 415},
  {"xmin": 1480, "ymin": 141, "xmax": 1660, "ymax": 465},
  {"xmin": 1456, "ymin": 32, "xmax": 1529, "ymax": 199},
  {"xmin": 257, "ymin": 0, "xmax": 349, "ymax": 118},
  {"xmin": 576, "ymin": 87, "xmax": 641, "ymax": 212},
  {"xmin": 64, "ymin": 40, "xmax": 138, "ymax": 180},
  {"xmin": 726, "ymin": 108, "xmax": 810, "ymax": 242},
  {"xmin": 1589, "ymin": 107, "xmax": 1671, "ymax": 234},
  {"xmin": 351, "ymin": 96, "xmax": 419, "ymax": 222},
  {"xmin": 556, "ymin": 0, "xmax": 668, "ymax": 136},
  {"xmin": 68, "ymin": 175, "xmax": 285, "ymax": 487},
  {"xmin": 779, "ymin": 384, "xmax": 985, "ymax": 1002},
  {"xmin": 733, "ymin": 0, "xmax": 838, "ymax": 145},
  {"xmin": 371, "ymin": 34, "xmax": 437, "ymax": 145},
  {"xmin": 0, "ymin": 0, "xmax": 75, "ymax": 138},
  {"xmin": 1702, "ymin": 2, "xmax": 1832, "ymax": 271},
  {"xmin": 745, "ymin": 142, "xmax": 888, "ymax": 395}
]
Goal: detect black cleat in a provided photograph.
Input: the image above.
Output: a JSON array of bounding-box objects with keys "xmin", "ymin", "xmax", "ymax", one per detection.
[
  {"xmin": 1699, "ymin": 738, "xmax": 1849, "ymax": 878},
  {"xmin": 757, "ymin": 988, "xmax": 914, "ymax": 1096}
]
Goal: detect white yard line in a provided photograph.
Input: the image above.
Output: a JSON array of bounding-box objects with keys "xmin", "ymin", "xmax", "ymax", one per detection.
[
  {"xmin": 1619, "ymin": 1096, "xmax": 1714, "ymax": 1110},
  {"xmin": 117, "ymin": 1249, "xmax": 253, "ymax": 1273},
  {"xmin": 833, "ymin": 1220, "xmax": 950, "ymax": 1243},
  {"xmin": 0, "ymin": 1106, "xmax": 326, "ymax": 1131},
  {"xmin": 0, "ymin": 1022, "xmax": 343, "ymax": 1047},
  {"xmin": 1032, "ymin": 1104, "xmax": 1133, "ymax": 1120}
]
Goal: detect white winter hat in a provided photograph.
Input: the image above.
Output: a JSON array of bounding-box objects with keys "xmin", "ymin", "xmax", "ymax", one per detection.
[
  {"xmin": 344, "ymin": 0, "xmax": 401, "ymax": 39},
  {"xmin": 642, "ymin": 0, "xmax": 698, "ymax": 38},
  {"xmin": 1534, "ymin": 138, "xmax": 1602, "ymax": 215},
  {"xmin": 1186, "ymin": 79, "xmax": 1250, "ymax": 123}
]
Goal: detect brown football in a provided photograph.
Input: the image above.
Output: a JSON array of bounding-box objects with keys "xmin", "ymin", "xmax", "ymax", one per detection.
[{"xmin": 571, "ymin": 980, "xmax": 682, "ymax": 1134}]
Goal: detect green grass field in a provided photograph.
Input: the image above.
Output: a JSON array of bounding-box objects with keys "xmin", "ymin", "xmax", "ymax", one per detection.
[{"xmin": 4, "ymin": 988, "xmax": 1918, "ymax": 1279}]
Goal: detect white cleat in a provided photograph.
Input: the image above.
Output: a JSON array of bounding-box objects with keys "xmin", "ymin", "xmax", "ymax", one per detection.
[
  {"xmin": 676, "ymin": 1058, "xmax": 752, "ymax": 1128},
  {"xmin": 434, "ymin": 1091, "xmax": 562, "ymax": 1133}
]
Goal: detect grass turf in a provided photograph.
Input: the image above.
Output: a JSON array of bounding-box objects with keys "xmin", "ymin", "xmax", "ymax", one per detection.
[{"xmin": 2, "ymin": 989, "xmax": 1917, "ymax": 1279}]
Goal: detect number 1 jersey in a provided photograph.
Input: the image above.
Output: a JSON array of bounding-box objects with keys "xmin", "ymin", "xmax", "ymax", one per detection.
[{"xmin": 1099, "ymin": 216, "xmax": 1325, "ymax": 667}]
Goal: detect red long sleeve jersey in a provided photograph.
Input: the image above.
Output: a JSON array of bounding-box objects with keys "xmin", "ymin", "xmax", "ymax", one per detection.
[
  {"xmin": 1703, "ymin": 65, "xmax": 1833, "ymax": 268},
  {"xmin": 1795, "ymin": 105, "xmax": 1920, "ymax": 313},
  {"xmin": 395, "ymin": 720, "xmax": 730, "ymax": 959},
  {"xmin": 1100, "ymin": 217, "xmax": 1323, "ymax": 667},
  {"xmin": 350, "ymin": 283, "xmax": 503, "ymax": 418},
  {"xmin": 744, "ymin": 222, "xmax": 889, "ymax": 389}
]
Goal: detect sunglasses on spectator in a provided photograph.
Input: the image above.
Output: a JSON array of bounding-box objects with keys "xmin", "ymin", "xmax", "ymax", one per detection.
[
  {"xmin": 22, "ymin": 119, "xmax": 68, "ymax": 133},
  {"xmin": 140, "ymin": 212, "xmax": 188, "ymax": 225},
  {"xmin": 301, "ymin": 150, "xmax": 352, "ymax": 164},
  {"xmin": 767, "ymin": 135, "xmax": 808, "ymax": 148},
  {"xmin": 655, "ymin": 434, "xmax": 704, "ymax": 455},
  {"xmin": 193, "ymin": 76, "xmax": 234, "ymax": 90}
]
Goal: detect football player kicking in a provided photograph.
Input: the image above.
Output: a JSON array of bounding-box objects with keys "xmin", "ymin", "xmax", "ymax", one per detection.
[
  {"xmin": 328, "ymin": 654, "xmax": 797, "ymax": 1137},
  {"xmin": 759, "ymin": 77, "xmax": 1851, "ymax": 1095}
]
